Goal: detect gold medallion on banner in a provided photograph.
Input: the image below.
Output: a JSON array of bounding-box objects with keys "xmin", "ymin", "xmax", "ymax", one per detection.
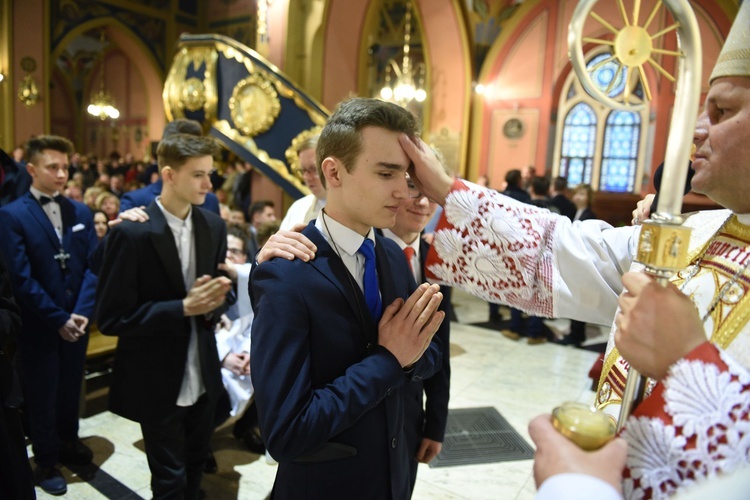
[{"xmin": 229, "ymin": 74, "xmax": 281, "ymax": 137}]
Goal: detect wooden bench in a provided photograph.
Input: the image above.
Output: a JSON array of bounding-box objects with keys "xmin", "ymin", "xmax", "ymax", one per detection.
[{"xmin": 86, "ymin": 324, "xmax": 118, "ymax": 359}]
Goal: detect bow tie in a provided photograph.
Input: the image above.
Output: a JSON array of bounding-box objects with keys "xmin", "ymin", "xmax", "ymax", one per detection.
[{"xmin": 39, "ymin": 195, "xmax": 63, "ymax": 206}]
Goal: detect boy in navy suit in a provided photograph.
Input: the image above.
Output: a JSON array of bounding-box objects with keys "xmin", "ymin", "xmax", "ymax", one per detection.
[
  {"xmin": 380, "ymin": 174, "xmax": 452, "ymax": 492},
  {"xmin": 0, "ymin": 135, "xmax": 98, "ymax": 495},
  {"xmin": 251, "ymin": 98, "xmax": 445, "ymax": 499},
  {"xmin": 96, "ymin": 134, "xmax": 232, "ymax": 499}
]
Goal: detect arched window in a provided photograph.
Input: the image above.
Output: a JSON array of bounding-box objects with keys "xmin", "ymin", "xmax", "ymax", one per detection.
[
  {"xmin": 553, "ymin": 51, "xmax": 650, "ymax": 193},
  {"xmin": 560, "ymin": 103, "xmax": 596, "ymax": 186},
  {"xmin": 600, "ymin": 111, "xmax": 641, "ymax": 192}
]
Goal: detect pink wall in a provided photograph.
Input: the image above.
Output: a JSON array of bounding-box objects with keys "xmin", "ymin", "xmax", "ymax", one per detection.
[
  {"xmin": 321, "ymin": 0, "xmax": 470, "ymax": 174},
  {"xmin": 13, "ymin": 0, "xmax": 45, "ymax": 144},
  {"xmin": 473, "ymin": 0, "xmax": 733, "ymax": 191},
  {"xmin": 417, "ymin": 0, "xmax": 468, "ymax": 133},
  {"xmin": 322, "ymin": 0, "xmax": 369, "ymax": 109}
]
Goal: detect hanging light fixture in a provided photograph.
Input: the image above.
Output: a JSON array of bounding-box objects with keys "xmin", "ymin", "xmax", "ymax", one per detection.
[
  {"xmin": 87, "ymin": 30, "xmax": 120, "ymax": 120},
  {"xmin": 379, "ymin": 1, "xmax": 427, "ymax": 106}
]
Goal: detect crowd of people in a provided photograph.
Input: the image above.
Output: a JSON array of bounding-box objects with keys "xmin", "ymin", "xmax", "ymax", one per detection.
[{"xmin": 0, "ymin": 4, "xmax": 749, "ymax": 498}]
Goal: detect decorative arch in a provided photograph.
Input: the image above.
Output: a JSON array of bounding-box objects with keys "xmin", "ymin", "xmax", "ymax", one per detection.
[
  {"xmin": 322, "ymin": 0, "xmax": 471, "ymax": 174},
  {"xmin": 552, "ymin": 48, "xmax": 651, "ymax": 193},
  {"xmin": 51, "ymin": 18, "xmax": 165, "ymax": 152}
]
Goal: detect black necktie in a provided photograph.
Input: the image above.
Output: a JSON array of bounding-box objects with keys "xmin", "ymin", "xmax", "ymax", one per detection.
[{"xmin": 39, "ymin": 195, "xmax": 63, "ymax": 206}]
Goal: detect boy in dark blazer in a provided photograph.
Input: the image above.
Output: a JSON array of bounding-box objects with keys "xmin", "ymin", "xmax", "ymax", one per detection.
[
  {"xmin": 0, "ymin": 135, "xmax": 98, "ymax": 495},
  {"xmin": 96, "ymin": 134, "xmax": 232, "ymax": 499},
  {"xmin": 251, "ymin": 98, "xmax": 445, "ymax": 499},
  {"xmin": 380, "ymin": 176, "xmax": 452, "ymax": 492}
]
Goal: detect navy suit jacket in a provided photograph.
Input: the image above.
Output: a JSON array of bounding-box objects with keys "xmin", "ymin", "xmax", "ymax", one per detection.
[
  {"xmin": 405, "ymin": 240, "xmax": 451, "ymax": 440},
  {"xmin": 550, "ymin": 194, "xmax": 577, "ymax": 221},
  {"xmin": 120, "ymin": 179, "xmax": 221, "ymax": 215},
  {"xmin": 95, "ymin": 202, "xmax": 228, "ymax": 424},
  {"xmin": 250, "ymin": 222, "xmax": 442, "ymax": 499},
  {"xmin": 0, "ymin": 192, "xmax": 98, "ymax": 346},
  {"xmin": 0, "ymin": 149, "xmax": 31, "ymax": 207}
]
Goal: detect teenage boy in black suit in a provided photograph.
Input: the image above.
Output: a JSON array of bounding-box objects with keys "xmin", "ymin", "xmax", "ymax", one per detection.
[{"xmin": 96, "ymin": 133, "xmax": 232, "ymax": 499}]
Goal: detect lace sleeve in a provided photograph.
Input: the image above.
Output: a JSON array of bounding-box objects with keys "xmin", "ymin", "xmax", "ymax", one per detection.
[{"xmin": 623, "ymin": 342, "xmax": 750, "ymax": 498}]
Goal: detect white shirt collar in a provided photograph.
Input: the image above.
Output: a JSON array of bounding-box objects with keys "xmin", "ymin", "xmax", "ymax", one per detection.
[
  {"xmin": 315, "ymin": 209, "xmax": 375, "ymax": 257},
  {"xmin": 381, "ymin": 228, "xmax": 420, "ymax": 254},
  {"xmin": 30, "ymin": 186, "xmax": 60, "ymax": 201},
  {"xmin": 155, "ymin": 197, "xmax": 193, "ymax": 232},
  {"xmin": 736, "ymin": 213, "xmax": 750, "ymax": 226}
]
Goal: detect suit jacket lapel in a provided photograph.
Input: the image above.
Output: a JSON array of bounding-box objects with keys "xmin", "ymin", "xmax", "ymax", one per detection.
[
  {"xmin": 192, "ymin": 208, "xmax": 212, "ymax": 278},
  {"xmin": 146, "ymin": 202, "xmax": 186, "ymax": 296},
  {"xmin": 23, "ymin": 194, "xmax": 60, "ymax": 248},
  {"xmin": 59, "ymin": 197, "xmax": 77, "ymax": 250},
  {"xmin": 419, "ymin": 237, "xmax": 429, "ymax": 279},
  {"xmin": 375, "ymin": 237, "xmax": 399, "ymax": 310},
  {"xmin": 304, "ymin": 224, "xmax": 369, "ymax": 325}
]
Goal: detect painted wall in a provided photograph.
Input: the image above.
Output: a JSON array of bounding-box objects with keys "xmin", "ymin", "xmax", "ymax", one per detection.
[
  {"xmin": 323, "ymin": 0, "xmax": 471, "ymax": 174},
  {"xmin": 471, "ymin": 0, "xmax": 733, "ymax": 194},
  {"xmin": 13, "ymin": 0, "xmax": 46, "ymax": 145}
]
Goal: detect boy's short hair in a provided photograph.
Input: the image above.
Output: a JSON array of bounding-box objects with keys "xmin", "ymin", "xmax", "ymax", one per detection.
[
  {"xmin": 157, "ymin": 133, "xmax": 218, "ymax": 171},
  {"xmin": 552, "ymin": 176, "xmax": 568, "ymax": 192},
  {"xmin": 25, "ymin": 135, "xmax": 74, "ymax": 163},
  {"xmin": 316, "ymin": 98, "xmax": 420, "ymax": 186},
  {"xmin": 531, "ymin": 176, "xmax": 550, "ymax": 196},
  {"xmin": 248, "ymin": 200, "xmax": 275, "ymax": 222},
  {"xmin": 505, "ymin": 169, "xmax": 522, "ymax": 187},
  {"xmin": 226, "ymin": 226, "xmax": 248, "ymax": 252},
  {"xmin": 162, "ymin": 119, "xmax": 203, "ymax": 140}
]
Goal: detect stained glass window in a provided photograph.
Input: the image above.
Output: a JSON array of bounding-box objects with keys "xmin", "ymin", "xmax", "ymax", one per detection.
[
  {"xmin": 587, "ymin": 52, "xmax": 628, "ymax": 98},
  {"xmin": 560, "ymin": 102, "xmax": 596, "ymax": 186},
  {"xmin": 600, "ymin": 110, "xmax": 640, "ymax": 192}
]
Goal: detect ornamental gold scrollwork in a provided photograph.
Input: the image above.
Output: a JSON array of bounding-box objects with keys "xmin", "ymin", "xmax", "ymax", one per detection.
[
  {"xmin": 213, "ymin": 120, "xmax": 309, "ymax": 196},
  {"xmin": 285, "ymin": 126, "xmax": 323, "ymax": 177},
  {"xmin": 163, "ymin": 45, "xmax": 218, "ymax": 123},
  {"xmin": 181, "ymin": 77, "xmax": 207, "ymax": 112},
  {"xmin": 229, "ymin": 74, "xmax": 281, "ymax": 137}
]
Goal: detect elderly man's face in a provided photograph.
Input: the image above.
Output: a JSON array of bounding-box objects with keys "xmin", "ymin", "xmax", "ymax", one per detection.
[{"xmin": 692, "ymin": 77, "xmax": 750, "ymax": 213}]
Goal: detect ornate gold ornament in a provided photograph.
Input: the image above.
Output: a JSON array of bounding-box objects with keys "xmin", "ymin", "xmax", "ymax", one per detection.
[
  {"xmin": 228, "ymin": 73, "xmax": 281, "ymax": 137},
  {"xmin": 163, "ymin": 45, "xmax": 218, "ymax": 123},
  {"xmin": 18, "ymin": 56, "xmax": 40, "ymax": 107},
  {"xmin": 181, "ymin": 77, "xmax": 207, "ymax": 112},
  {"xmin": 213, "ymin": 120, "xmax": 309, "ymax": 196},
  {"xmin": 285, "ymin": 126, "xmax": 323, "ymax": 177},
  {"xmin": 18, "ymin": 74, "xmax": 40, "ymax": 107}
]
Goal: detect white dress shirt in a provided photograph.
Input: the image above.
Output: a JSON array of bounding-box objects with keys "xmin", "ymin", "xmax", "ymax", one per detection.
[
  {"xmin": 31, "ymin": 186, "xmax": 63, "ymax": 243},
  {"xmin": 156, "ymin": 198, "xmax": 205, "ymax": 406},
  {"xmin": 315, "ymin": 210, "xmax": 376, "ymax": 294}
]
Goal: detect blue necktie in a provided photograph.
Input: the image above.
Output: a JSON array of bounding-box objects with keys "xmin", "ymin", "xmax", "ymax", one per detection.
[{"xmin": 357, "ymin": 238, "xmax": 382, "ymax": 321}]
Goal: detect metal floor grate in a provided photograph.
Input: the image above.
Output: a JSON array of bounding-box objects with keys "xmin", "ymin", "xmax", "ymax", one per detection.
[{"xmin": 429, "ymin": 407, "xmax": 535, "ymax": 468}]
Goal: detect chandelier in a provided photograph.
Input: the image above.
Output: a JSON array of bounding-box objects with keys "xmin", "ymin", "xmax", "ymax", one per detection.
[
  {"xmin": 87, "ymin": 30, "xmax": 120, "ymax": 120},
  {"xmin": 379, "ymin": 1, "xmax": 426, "ymax": 106}
]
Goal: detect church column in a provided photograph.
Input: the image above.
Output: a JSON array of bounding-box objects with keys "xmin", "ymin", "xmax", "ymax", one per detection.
[{"xmin": 12, "ymin": 0, "xmax": 47, "ymax": 144}]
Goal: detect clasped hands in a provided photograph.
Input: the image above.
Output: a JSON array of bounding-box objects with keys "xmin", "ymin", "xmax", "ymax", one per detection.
[
  {"xmin": 183, "ymin": 274, "xmax": 233, "ymax": 316},
  {"xmin": 58, "ymin": 313, "xmax": 88, "ymax": 342},
  {"xmin": 379, "ymin": 283, "xmax": 445, "ymax": 368}
]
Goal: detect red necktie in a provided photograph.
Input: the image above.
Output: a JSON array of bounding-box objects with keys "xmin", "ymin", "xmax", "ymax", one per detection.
[{"xmin": 403, "ymin": 246, "xmax": 416, "ymax": 279}]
